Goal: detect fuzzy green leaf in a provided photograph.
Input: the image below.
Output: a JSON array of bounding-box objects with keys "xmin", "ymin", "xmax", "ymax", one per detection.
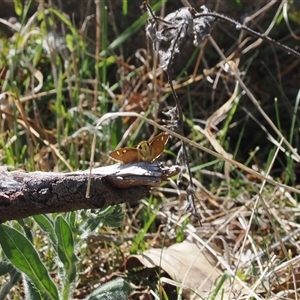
[
  {"xmin": 85, "ymin": 278, "xmax": 133, "ymax": 300},
  {"xmin": 54, "ymin": 216, "xmax": 78, "ymax": 282},
  {"xmin": 33, "ymin": 215, "xmax": 57, "ymax": 246},
  {"xmin": 0, "ymin": 224, "xmax": 59, "ymax": 299}
]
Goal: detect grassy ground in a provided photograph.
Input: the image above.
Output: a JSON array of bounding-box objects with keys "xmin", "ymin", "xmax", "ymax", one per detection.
[{"xmin": 0, "ymin": 0, "xmax": 300, "ymax": 299}]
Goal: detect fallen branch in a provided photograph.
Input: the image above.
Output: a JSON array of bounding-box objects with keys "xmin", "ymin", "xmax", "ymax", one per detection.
[{"xmin": 0, "ymin": 164, "xmax": 180, "ymax": 223}]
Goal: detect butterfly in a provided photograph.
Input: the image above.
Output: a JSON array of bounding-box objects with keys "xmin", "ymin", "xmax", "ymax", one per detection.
[{"xmin": 109, "ymin": 132, "xmax": 169, "ymax": 163}]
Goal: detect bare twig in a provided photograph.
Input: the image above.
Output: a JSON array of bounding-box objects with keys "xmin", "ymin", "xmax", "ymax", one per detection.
[{"xmin": 195, "ymin": 11, "xmax": 300, "ymax": 59}]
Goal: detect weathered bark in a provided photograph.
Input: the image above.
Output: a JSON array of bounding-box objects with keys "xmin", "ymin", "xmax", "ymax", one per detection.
[{"xmin": 0, "ymin": 163, "xmax": 180, "ymax": 223}]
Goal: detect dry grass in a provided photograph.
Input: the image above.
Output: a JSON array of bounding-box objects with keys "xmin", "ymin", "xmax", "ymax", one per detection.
[{"xmin": 0, "ymin": 1, "xmax": 300, "ymax": 299}]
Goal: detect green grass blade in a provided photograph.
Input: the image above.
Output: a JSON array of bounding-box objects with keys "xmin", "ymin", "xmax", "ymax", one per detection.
[
  {"xmin": 122, "ymin": 0, "xmax": 128, "ymax": 15},
  {"xmin": 208, "ymin": 273, "xmax": 230, "ymax": 300},
  {"xmin": 130, "ymin": 208, "xmax": 158, "ymax": 253},
  {"xmin": 102, "ymin": 1, "xmax": 164, "ymax": 55}
]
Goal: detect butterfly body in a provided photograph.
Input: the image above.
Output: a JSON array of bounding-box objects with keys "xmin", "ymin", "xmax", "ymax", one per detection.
[{"xmin": 109, "ymin": 132, "xmax": 169, "ymax": 163}]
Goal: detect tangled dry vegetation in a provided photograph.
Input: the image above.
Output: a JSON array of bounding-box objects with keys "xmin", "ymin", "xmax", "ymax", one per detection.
[{"xmin": 1, "ymin": 1, "xmax": 300, "ymax": 299}]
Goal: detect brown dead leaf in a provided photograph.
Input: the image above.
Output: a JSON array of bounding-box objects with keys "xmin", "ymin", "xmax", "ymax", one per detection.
[{"xmin": 126, "ymin": 241, "xmax": 230, "ymax": 299}]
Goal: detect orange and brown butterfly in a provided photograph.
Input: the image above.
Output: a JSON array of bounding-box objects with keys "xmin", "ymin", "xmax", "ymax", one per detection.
[{"xmin": 109, "ymin": 132, "xmax": 169, "ymax": 163}]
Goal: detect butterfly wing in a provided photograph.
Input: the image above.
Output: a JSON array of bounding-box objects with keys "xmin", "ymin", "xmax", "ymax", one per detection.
[
  {"xmin": 109, "ymin": 147, "xmax": 140, "ymax": 163},
  {"xmin": 149, "ymin": 132, "xmax": 169, "ymax": 161}
]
